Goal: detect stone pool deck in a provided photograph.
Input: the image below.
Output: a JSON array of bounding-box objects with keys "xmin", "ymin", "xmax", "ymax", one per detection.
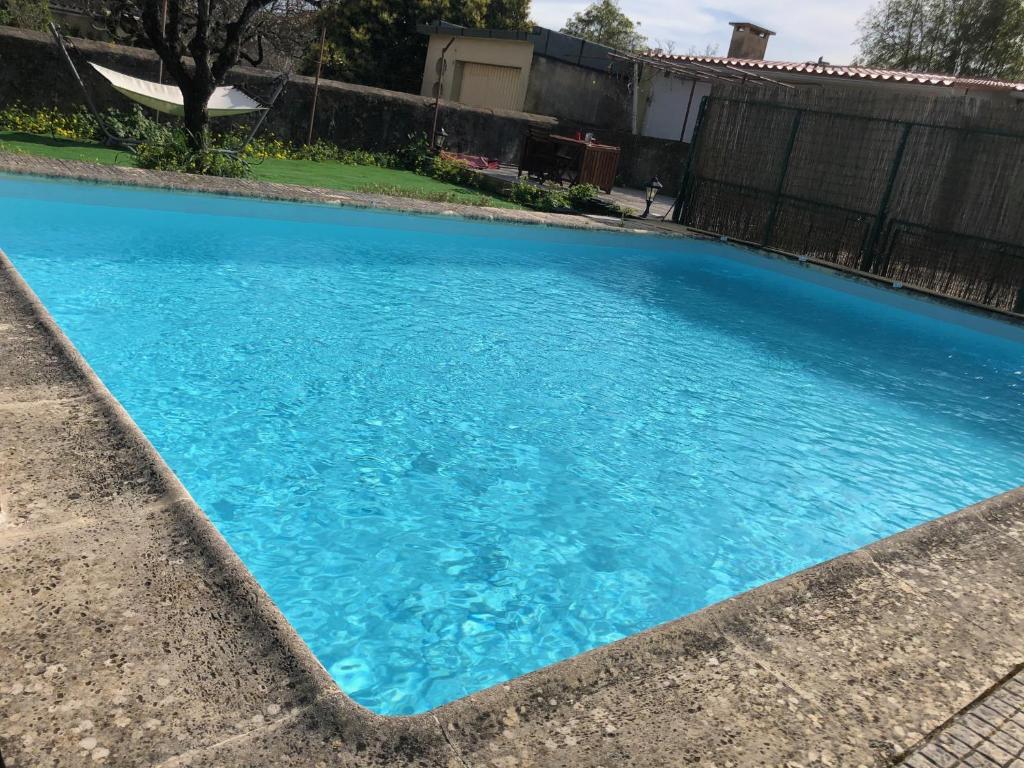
[
  {"xmin": 2, "ymin": 158, "xmax": 1024, "ymax": 767},
  {"xmin": 904, "ymin": 673, "xmax": 1024, "ymax": 767}
]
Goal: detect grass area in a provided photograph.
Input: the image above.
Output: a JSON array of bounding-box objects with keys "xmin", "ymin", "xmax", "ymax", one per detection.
[
  {"xmin": 0, "ymin": 131, "xmax": 517, "ymax": 208},
  {"xmin": 251, "ymin": 156, "xmax": 517, "ymax": 207},
  {"xmin": 0, "ymin": 131, "xmax": 128, "ymax": 165}
]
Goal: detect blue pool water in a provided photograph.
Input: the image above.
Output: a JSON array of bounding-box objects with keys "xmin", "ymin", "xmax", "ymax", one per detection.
[{"xmin": 2, "ymin": 175, "xmax": 1023, "ymax": 714}]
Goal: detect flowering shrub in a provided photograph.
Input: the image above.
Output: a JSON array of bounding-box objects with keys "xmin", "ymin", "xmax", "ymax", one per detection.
[
  {"xmin": 235, "ymin": 133, "xmax": 293, "ymax": 160},
  {"xmin": 0, "ymin": 104, "xmax": 98, "ymax": 140},
  {"xmin": 427, "ymin": 155, "xmax": 482, "ymax": 188}
]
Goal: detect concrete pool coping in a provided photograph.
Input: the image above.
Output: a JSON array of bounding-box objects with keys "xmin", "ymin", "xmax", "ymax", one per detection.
[
  {"xmin": 2, "ymin": 163, "xmax": 1024, "ymax": 767},
  {"xmin": 0, "ymin": 152, "xmax": 623, "ymax": 231}
]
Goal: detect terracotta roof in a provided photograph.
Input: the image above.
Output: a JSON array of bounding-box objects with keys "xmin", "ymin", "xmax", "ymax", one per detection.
[{"xmin": 646, "ymin": 53, "xmax": 1024, "ymax": 92}]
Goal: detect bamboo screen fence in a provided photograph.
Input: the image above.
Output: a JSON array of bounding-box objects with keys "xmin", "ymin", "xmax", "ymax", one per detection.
[{"xmin": 673, "ymin": 85, "xmax": 1024, "ymax": 313}]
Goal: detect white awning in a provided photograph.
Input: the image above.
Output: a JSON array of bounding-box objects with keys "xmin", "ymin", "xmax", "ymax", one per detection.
[{"xmin": 89, "ymin": 63, "xmax": 265, "ymax": 117}]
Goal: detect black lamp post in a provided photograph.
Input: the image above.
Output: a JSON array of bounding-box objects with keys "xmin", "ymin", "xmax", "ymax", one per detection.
[
  {"xmin": 642, "ymin": 176, "xmax": 663, "ymax": 218},
  {"xmin": 434, "ymin": 127, "xmax": 449, "ymax": 152}
]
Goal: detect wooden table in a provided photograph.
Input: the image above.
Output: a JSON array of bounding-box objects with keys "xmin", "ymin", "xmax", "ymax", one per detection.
[{"xmin": 549, "ymin": 135, "xmax": 621, "ymax": 193}]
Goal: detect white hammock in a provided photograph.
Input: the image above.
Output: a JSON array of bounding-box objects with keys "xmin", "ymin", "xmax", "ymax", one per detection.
[{"xmin": 89, "ymin": 63, "xmax": 265, "ymax": 117}]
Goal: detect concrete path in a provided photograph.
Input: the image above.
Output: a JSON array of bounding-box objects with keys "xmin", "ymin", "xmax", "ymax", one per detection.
[{"xmin": 2, "ymin": 156, "xmax": 1024, "ymax": 767}]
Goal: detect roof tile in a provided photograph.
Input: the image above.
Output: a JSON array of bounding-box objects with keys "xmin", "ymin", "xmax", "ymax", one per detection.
[{"xmin": 646, "ymin": 53, "xmax": 1024, "ymax": 92}]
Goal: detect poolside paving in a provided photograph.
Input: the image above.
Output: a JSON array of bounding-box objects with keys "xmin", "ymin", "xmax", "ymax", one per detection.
[
  {"xmin": 1, "ymin": 155, "xmax": 1024, "ymax": 767},
  {"xmin": 901, "ymin": 671, "xmax": 1024, "ymax": 768}
]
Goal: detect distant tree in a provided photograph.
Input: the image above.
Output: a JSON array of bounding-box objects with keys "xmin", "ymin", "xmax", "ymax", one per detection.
[
  {"xmin": 561, "ymin": 0, "xmax": 646, "ymax": 51},
  {"xmin": 313, "ymin": 0, "xmax": 531, "ymax": 93},
  {"xmin": 485, "ymin": 0, "xmax": 530, "ymax": 29},
  {"xmin": 0, "ymin": 0, "xmax": 51, "ymax": 31},
  {"xmin": 686, "ymin": 42, "xmax": 719, "ymax": 56},
  {"xmin": 856, "ymin": 0, "xmax": 1024, "ymax": 79}
]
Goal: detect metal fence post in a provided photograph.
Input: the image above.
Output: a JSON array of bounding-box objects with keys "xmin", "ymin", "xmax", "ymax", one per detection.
[
  {"xmin": 860, "ymin": 122, "xmax": 913, "ymax": 273},
  {"xmin": 762, "ymin": 109, "xmax": 802, "ymax": 246},
  {"xmin": 671, "ymin": 95, "xmax": 709, "ymax": 224}
]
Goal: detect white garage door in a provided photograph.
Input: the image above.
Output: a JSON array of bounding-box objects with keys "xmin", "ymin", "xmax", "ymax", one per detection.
[{"xmin": 455, "ymin": 62, "xmax": 523, "ymax": 111}]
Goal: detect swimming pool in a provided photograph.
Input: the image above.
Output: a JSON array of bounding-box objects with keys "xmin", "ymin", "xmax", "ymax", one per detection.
[{"xmin": 2, "ymin": 174, "xmax": 1022, "ymax": 715}]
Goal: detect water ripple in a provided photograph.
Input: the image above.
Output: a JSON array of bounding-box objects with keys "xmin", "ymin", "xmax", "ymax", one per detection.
[{"xmin": 2, "ymin": 176, "xmax": 1023, "ymax": 714}]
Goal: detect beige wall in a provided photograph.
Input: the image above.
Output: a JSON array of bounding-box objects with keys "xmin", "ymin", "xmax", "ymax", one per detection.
[{"xmin": 420, "ymin": 34, "xmax": 534, "ymax": 112}]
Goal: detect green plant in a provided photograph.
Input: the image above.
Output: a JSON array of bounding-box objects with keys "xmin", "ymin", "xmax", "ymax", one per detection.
[
  {"xmin": 290, "ymin": 139, "xmax": 340, "ymax": 162},
  {"xmin": 289, "ymin": 142, "xmax": 399, "ymax": 167},
  {"xmin": 354, "ymin": 182, "xmax": 495, "ymax": 207},
  {"xmin": 134, "ymin": 130, "xmax": 250, "ymax": 178},
  {"xmin": 0, "ymin": 0, "xmax": 51, "ymax": 31},
  {"xmin": 100, "ymin": 105, "xmax": 174, "ymax": 144},
  {"xmin": 0, "ymin": 104, "xmax": 97, "ymax": 140},
  {"xmin": 427, "ymin": 155, "xmax": 483, "ymax": 188},
  {"xmin": 342, "ymin": 147, "xmax": 397, "ymax": 167},
  {"xmin": 235, "ymin": 133, "xmax": 294, "ymax": 160},
  {"xmin": 507, "ymin": 181, "xmax": 571, "ymax": 211},
  {"xmin": 393, "ymin": 133, "xmax": 432, "ymax": 173},
  {"xmin": 547, "ymin": 189, "xmax": 571, "ymax": 210},
  {"xmin": 566, "ymin": 183, "xmax": 601, "ymax": 207}
]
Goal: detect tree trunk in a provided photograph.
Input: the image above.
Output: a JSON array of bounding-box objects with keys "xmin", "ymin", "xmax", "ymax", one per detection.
[{"xmin": 181, "ymin": 84, "xmax": 213, "ymax": 153}]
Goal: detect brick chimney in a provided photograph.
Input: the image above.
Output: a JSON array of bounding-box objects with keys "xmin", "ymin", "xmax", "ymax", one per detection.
[{"xmin": 727, "ymin": 22, "xmax": 775, "ymax": 60}]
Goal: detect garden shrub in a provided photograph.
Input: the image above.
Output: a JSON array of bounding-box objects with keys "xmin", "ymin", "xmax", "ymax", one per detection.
[
  {"xmin": 508, "ymin": 181, "xmax": 571, "ymax": 212},
  {"xmin": 427, "ymin": 155, "xmax": 482, "ymax": 188},
  {"xmin": 100, "ymin": 105, "xmax": 174, "ymax": 144},
  {"xmin": 393, "ymin": 133, "xmax": 433, "ymax": 173},
  {"xmin": 566, "ymin": 183, "xmax": 601, "ymax": 207},
  {"xmin": 0, "ymin": 0, "xmax": 51, "ymax": 31},
  {"xmin": 235, "ymin": 133, "xmax": 294, "ymax": 160},
  {"xmin": 0, "ymin": 104, "xmax": 97, "ymax": 140},
  {"xmin": 134, "ymin": 131, "xmax": 250, "ymax": 178},
  {"xmin": 287, "ymin": 141, "xmax": 399, "ymax": 167}
]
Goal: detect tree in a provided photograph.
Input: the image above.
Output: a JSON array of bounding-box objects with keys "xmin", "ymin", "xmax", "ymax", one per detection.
[
  {"xmin": 312, "ymin": 0, "xmax": 530, "ymax": 93},
  {"xmin": 856, "ymin": 0, "xmax": 1024, "ymax": 79},
  {"xmin": 111, "ymin": 0, "xmax": 299, "ymax": 151},
  {"xmin": 0, "ymin": 0, "xmax": 51, "ymax": 31},
  {"xmin": 561, "ymin": 0, "xmax": 646, "ymax": 52},
  {"xmin": 686, "ymin": 43, "xmax": 719, "ymax": 56},
  {"xmin": 100, "ymin": 0, "xmax": 315, "ymax": 68},
  {"xmin": 484, "ymin": 0, "xmax": 530, "ymax": 30}
]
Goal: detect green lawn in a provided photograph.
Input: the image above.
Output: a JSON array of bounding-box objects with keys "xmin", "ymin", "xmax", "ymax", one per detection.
[
  {"xmin": 0, "ymin": 132, "xmax": 129, "ymax": 165},
  {"xmin": 0, "ymin": 131, "xmax": 516, "ymax": 208}
]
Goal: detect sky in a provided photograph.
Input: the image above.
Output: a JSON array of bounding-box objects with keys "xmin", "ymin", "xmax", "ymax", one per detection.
[{"xmin": 530, "ymin": 0, "xmax": 879, "ymax": 65}]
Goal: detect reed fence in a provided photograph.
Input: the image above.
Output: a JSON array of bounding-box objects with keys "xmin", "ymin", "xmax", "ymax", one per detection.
[{"xmin": 673, "ymin": 86, "xmax": 1024, "ymax": 314}]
